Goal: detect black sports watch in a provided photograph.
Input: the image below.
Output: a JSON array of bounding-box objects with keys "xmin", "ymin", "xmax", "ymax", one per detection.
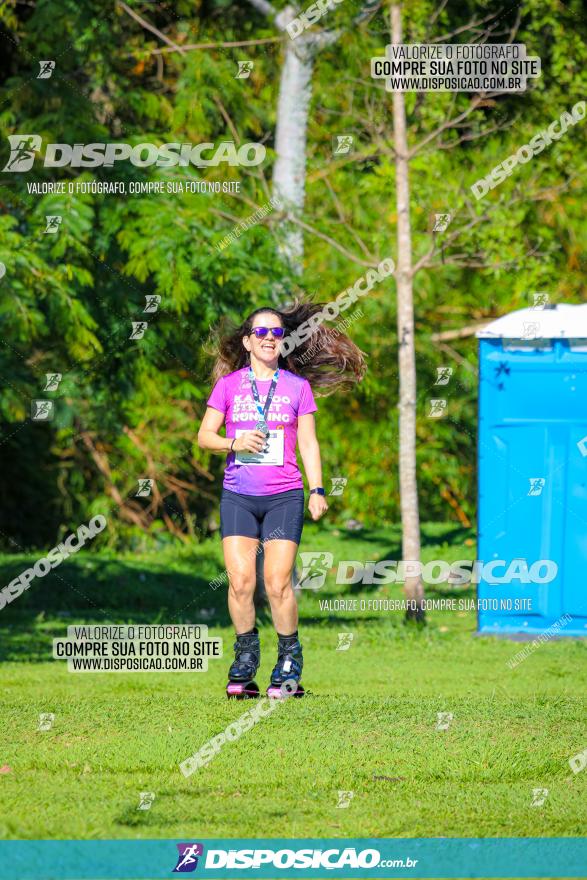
[{"xmin": 310, "ymin": 487, "xmax": 326, "ymax": 496}]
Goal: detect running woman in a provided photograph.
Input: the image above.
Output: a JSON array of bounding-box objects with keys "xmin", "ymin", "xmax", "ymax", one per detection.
[{"xmin": 198, "ymin": 302, "xmax": 365, "ymax": 698}]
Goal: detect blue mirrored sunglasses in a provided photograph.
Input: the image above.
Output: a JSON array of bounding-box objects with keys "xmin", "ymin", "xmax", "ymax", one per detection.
[{"xmin": 251, "ymin": 326, "xmax": 285, "ymax": 339}]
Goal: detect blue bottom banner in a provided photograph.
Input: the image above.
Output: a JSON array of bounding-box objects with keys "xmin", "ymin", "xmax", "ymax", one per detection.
[{"xmin": 0, "ymin": 838, "xmax": 586, "ymax": 879}]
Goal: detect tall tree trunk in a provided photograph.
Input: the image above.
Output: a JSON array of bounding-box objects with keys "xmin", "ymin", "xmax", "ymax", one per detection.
[
  {"xmin": 272, "ymin": 25, "xmax": 314, "ymax": 275},
  {"xmin": 245, "ymin": 0, "xmax": 376, "ymax": 606},
  {"xmin": 391, "ymin": 3, "xmax": 424, "ymax": 621},
  {"xmin": 254, "ymin": 6, "xmax": 316, "ymax": 604},
  {"xmin": 248, "ymin": 0, "xmax": 371, "ymax": 273}
]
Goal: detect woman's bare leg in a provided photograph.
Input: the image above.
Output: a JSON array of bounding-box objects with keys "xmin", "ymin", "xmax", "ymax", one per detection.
[
  {"xmin": 263, "ymin": 539, "xmax": 299, "ymax": 634},
  {"xmin": 222, "ymin": 536, "xmax": 259, "ymax": 632}
]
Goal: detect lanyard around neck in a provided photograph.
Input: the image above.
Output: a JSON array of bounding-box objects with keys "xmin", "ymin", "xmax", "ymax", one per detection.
[{"xmin": 248, "ymin": 367, "xmax": 279, "ymax": 424}]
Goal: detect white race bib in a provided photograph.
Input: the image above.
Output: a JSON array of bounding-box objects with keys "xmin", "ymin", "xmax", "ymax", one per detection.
[{"xmin": 234, "ymin": 428, "xmax": 285, "ymax": 467}]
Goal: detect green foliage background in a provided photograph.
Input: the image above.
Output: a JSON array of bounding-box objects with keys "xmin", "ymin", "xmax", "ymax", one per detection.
[{"xmin": 0, "ymin": 0, "xmax": 586, "ymax": 550}]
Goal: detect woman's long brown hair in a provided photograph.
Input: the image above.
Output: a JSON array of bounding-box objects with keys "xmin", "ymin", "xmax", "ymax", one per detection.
[{"xmin": 210, "ymin": 301, "xmax": 366, "ymax": 395}]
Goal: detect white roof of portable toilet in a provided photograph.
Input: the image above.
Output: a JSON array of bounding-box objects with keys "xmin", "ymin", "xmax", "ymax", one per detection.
[{"xmin": 477, "ymin": 303, "xmax": 587, "ymax": 339}]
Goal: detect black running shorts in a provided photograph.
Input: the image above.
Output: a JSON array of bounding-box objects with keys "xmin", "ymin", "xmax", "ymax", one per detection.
[{"xmin": 220, "ymin": 488, "xmax": 305, "ymax": 544}]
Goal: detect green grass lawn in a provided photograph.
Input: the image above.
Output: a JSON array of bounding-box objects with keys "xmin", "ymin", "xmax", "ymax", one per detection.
[{"xmin": 0, "ymin": 522, "xmax": 585, "ymax": 841}]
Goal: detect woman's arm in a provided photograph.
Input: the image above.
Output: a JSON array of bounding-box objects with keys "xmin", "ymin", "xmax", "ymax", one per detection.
[
  {"xmin": 198, "ymin": 407, "xmax": 232, "ymax": 453},
  {"xmin": 197, "ymin": 407, "xmax": 266, "ymax": 454},
  {"xmin": 297, "ymin": 413, "xmax": 328, "ymax": 520}
]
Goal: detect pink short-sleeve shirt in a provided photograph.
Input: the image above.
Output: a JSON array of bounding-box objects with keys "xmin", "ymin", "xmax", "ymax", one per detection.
[{"xmin": 206, "ymin": 367, "xmax": 317, "ymax": 495}]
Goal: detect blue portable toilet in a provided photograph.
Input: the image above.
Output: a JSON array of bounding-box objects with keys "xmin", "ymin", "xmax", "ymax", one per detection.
[{"xmin": 476, "ymin": 303, "xmax": 587, "ymax": 637}]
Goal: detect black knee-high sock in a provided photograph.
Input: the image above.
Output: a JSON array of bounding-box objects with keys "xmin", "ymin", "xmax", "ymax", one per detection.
[
  {"xmin": 236, "ymin": 626, "xmax": 258, "ymax": 638},
  {"xmin": 277, "ymin": 630, "xmax": 298, "ymax": 642}
]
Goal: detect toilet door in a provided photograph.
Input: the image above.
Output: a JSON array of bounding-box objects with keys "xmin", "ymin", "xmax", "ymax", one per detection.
[
  {"xmin": 560, "ymin": 427, "xmax": 587, "ymax": 627},
  {"xmin": 478, "ymin": 423, "xmax": 566, "ymax": 621}
]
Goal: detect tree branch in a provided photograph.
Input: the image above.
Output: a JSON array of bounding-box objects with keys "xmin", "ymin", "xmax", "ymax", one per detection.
[
  {"xmin": 432, "ymin": 116, "xmax": 516, "ymax": 150},
  {"xmin": 425, "ymin": 240, "xmax": 543, "ymax": 272},
  {"xmin": 412, "ymin": 206, "xmax": 491, "ymax": 275},
  {"xmin": 118, "ymin": 1, "xmax": 186, "ymax": 55},
  {"xmin": 246, "ymin": 0, "xmax": 279, "ymax": 17},
  {"xmin": 425, "ymin": 0, "xmax": 449, "ymax": 34},
  {"xmin": 143, "ymin": 37, "xmax": 282, "ymax": 56},
  {"xmin": 430, "ymin": 11, "xmax": 505, "ymax": 43},
  {"xmin": 289, "ymin": 216, "xmax": 381, "ymax": 268},
  {"xmin": 79, "ymin": 430, "xmax": 149, "ymax": 529},
  {"xmin": 243, "ymin": 0, "xmax": 381, "ymax": 49},
  {"xmin": 243, "ymin": 0, "xmax": 295, "ymax": 34},
  {"xmin": 323, "ymin": 177, "xmax": 373, "ymax": 259},
  {"xmin": 307, "ymin": 146, "xmax": 393, "ymax": 183},
  {"xmin": 307, "ymin": 0, "xmax": 381, "ymax": 50},
  {"xmin": 430, "ymin": 322, "xmax": 491, "ymax": 342},
  {"xmin": 433, "ymin": 341, "xmax": 479, "ymax": 374},
  {"xmin": 413, "ymin": 172, "xmax": 576, "ymax": 277},
  {"xmin": 411, "ymin": 10, "xmax": 524, "ymax": 157},
  {"xmin": 213, "ymin": 96, "xmax": 241, "ymax": 143},
  {"xmin": 410, "ymin": 96, "xmax": 484, "ymax": 158}
]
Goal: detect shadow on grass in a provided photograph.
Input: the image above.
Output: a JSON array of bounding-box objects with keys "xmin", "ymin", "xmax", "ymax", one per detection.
[
  {"xmin": 322, "ymin": 523, "xmax": 474, "ymax": 549},
  {"xmin": 313, "ymin": 524, "xmax": 475, "ymax": 598},
  {"xmin": 0, "ymin": 522, "xmax": 478, "ymax": 658},
  {"xmin": 0, "ymin": 554, "xmax": 232, "ymax": 661},
  {"xmin": 291, "ymin": 522, "xmax": 477, "ymax": 627}
]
